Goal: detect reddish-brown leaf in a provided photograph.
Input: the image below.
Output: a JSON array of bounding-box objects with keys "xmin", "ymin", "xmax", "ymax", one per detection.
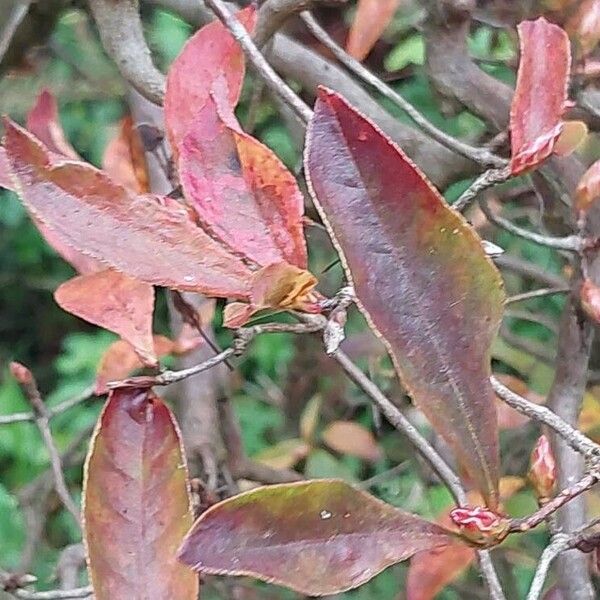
[
  {"xmin": 55, "ymin": 270, "xmax": 156, "ymax": 366},
  {"xmin": 0, "ymin": 146, "xmax": 14, "ymax": 191},
  {"xmin": 178, "ymin": 479, "xmax": 454, "ymax": 595},
  {"xmin": 164, "ymin": 5, "xmax": 256, "ymax": 152},
  {"xmin": 346, "ymin": 0, "xmax": 401, "ymax": 61},
  {"xmin": 322, "ymin": 421, "xmax": 382, "ymax": 462},
  {"xmin": 102, "ymin": 116, "xmax": 150, "ymax": 193},
  {"xmin": 4, "ymin": 119, "xmax": 253, "ymax": 298},
  {"xmin": 84, "ymin": 388, "xmax": 198, "ymax": 600},
  {"xmin": 567, "ymin": 0, "xmax": 600, "ymax": 56},
  {"xmin": 95, "ymin": 331, "xmax": 202, "ymax": 394},
  {"xmin": 305, "ymin": 88, "xmax": 504, "ymax": 508},
  {"xmin": 180, "ymin": 87, "xmax": 307, "ymax": 268},
  {"xmin": 406, "ymin": 543, "xmax": 475, "ymax": 600},
  {"xmin": 576, "ymin": 159, "xmax": 600, "ymax": 213},
  {"xmin": 510, "ymin": 18, "xmax": 571, "ymax": 175},
  {"xmin": 26, "ymin": 89, "xmax": 79, "ymax": 159}
]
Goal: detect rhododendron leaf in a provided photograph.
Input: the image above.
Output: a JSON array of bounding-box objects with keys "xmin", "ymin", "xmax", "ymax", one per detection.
[{"xmin": 305, "ymin": 88, "xmax": 504, "ymax": 508}]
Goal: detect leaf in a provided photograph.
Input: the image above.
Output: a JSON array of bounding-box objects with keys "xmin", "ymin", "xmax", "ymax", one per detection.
[
  {"xmin": 322, "ymin": 421, "xmax": 382, "ymax": 462},
  {"xmin": 55, "ymin": 270, "xmax": 156, "ymax": 366},
  {"xmin": 4, "ymin": 119, "xmax": 253, "ymax": 298},
  {"xmin": 300, "ymin": 395, "xmax": 322, "ymax": 442},
  {"xmin": 566, "ymin": 0, "xmax": 600, "ymax": 56},
  {"xmin": 164, "ymin": 5, "xmax": 256, "ymax": 151},
  {"xmin": 576, "ymin": 158, "xmax": 600, "ymax": 213},
  {"xmin": 346, "ymin": 0, "xmax": 401, "ymax": 61},
  {"xmin": 95, "ymin": 331, "xmax": 202, "ymax": 395},
  {"xmin": 178, "ymin": 479, "xmax": 455, "ymax": 595},
  {"xmin": 102, "ymin": 116, "xmax": 150, "ymax": 193},
  {"xmin": 179, "ymin": 85, "xmax": 307, "ymax": 269},
  {"xmin": 254, "ymin": 439, "xmax": 311, "ymax": 470},
  {"xmin": 223, "ymin": 262, "xmax": 319, "ymax": 328},
  {"xmin": 494, "ymin": 374, "xmax": 543, "ymax": 430},
  {"xmin": 553, "ymin": 120, "xmax": 588, "ymax": 156},
  {"xmin": 0, "ymin": 147, "xmax": 14, "ymax": 191},
  {"xmin": 510, "ymin": 18, "xmax": 571, "ymax": 175},
  {"xmin": 305, "ymin": 88, "xmax": 504, "ymax": 508},
  {"xmin": 407, "ymin": 543, "xmax": 475, "ymax": 600},
  {"xmin": 26, "ymin": 89, "xmax": 79, "ymax": 159},
  {"xmin": 84, "ymin": 388, "xmax": 198, "ymax": 600}
]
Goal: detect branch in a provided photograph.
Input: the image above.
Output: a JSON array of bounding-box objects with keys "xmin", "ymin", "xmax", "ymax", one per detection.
[
  {"xmin": 0, "ymin": 1, "xmax": 30, "ymax": 63},
  {"xmin": 301, "ymin": 11, "xmax": 506, "ymax": 169},
  {"xmin": 453, "ymin": 165, "xmax": 511, "ymax": 212},
  {"xmin": 88, "ymin": 0, "xmax": 165, "ymax": 104},
  {"xmin": 490, "ymin": 376, "xmax": 600, "ymax": 458},
  {"xmin": 525, "ymin": 534, "xmax": 571, "ymax": 600},
  {"xmin": 480, "ymin": 200, "xmax": 583, "ymax": 252},
  {"xmin": 505, "ymin": 287, "xmax": 570, "ymax": 305},
  {"xmin": 205, "ymin": 0, "xmax": 312, "ymax": 123},
  {"xmin": 9, "ymin": 587, "xmax": 92, "ymax": 600},
  {"xmin": 9, "ymin": 363, "xmax": 81, "ymax": 526}
]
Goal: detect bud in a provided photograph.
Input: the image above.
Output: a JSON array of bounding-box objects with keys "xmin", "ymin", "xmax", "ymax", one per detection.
[
  {"xmin": 449, "ymin": 506, "xmax": 510, "ymax": 547},
  {"xmin": 528, "ymin": 435, "xmax": 556, "ymax": 502},
  {"xmin": 9, "ymin": 361, "xmax": 33, "ymax": 385}
]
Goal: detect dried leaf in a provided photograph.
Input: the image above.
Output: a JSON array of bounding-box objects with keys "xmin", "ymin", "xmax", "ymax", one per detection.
[
  {"xmin": 55, "ymin": 270, "xmax": 156, "ymax": 366},
  {"xmin": 305, "ymin": 88, "xmax": 504, "ymax": 508},
  {"xmin": 95, "ymin": 332, "xmax": 202, "ymax": 395},
  {"xmin": 84, "ymin": 388, "xmax": 198, "ymax": 600},
  {"xmin": 553, "ymin": 120, "xmax": 588, "ymax": 156},
  {"xmin": 346, "ymin": 0, "xmax": 401, "ymax": 61},
  {"xmin": 254, "ymin": 439, "xmax": 311, "ymax": 470},
  {"xmin": 164, "ymin": 6, "xmax": 256, "ymax": 151},
  {"xmin": 576, "ymin": 159, "xmax": 600, "ymax": 213},
  {"xmin": 26, "ymin": 89, "xmax": 79, "ymax": 159},
  {"xmin": 566, "ymin": 0, "xmax": 600, "ymax": 56},
  {"xmin": 322, "ymin": 421, "xmax": 382, "ymax": 462},
  {"xmin": 178, "ymin": 479, "xmax": 455, "ymax": 595},
  {"xmin": 4, "ymin": 119, "xmax": 253, "ymax": 298},
  {"xmin": 300, "ymin": 395, "xmax": 322, "ymax": 442},
  {"xmin": 102, "ymin": 116, "xmax": 149, "ymax": 193},
  {"xmin": 407, "ymin": 543, "xmax": 475, "ymax": 600},
  {"xmin": 510, "ymin": 18, "xmax": 571, "ymax": 175},
  {"xmin": 180, "ymin": 86, "xmax": 307, "ymax": 268}
]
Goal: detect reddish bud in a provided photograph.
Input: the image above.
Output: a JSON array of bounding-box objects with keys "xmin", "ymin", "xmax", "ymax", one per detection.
[
  {"xmin": 9, "ymin": 361, "xmax": 33, "ymax": 385},
  {"xmin": 581, "ymin": 279, "xmax": 600, "ymax": 325},
  {"xmin": 449, "ymin": 506, "xmax": 510, "ymax": 547},
  {"xmin": 528, "ymin": 435, "xmax": 556, "ymax": 502}
]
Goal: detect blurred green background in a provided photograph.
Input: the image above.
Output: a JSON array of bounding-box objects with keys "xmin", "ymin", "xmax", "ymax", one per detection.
[{"xmin": 0, "ymin": 3, "xmax": 591, "ymax": 598}]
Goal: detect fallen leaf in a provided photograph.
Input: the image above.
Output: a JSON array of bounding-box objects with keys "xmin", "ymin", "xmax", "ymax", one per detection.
[
  {"xmin": 346, "ymin": 0, "xmax": 401, "ymax": 61},
  {"xmin": 4, "ymin": 119, "xmax": 253, "ymax": 298},
  {"xmin": 322, "ymin": 421, "xmax": 382, "ymax": 462},
  {"xmin": 305, "ymin": 88, "xmax": 504, "ymax": 509},
  {"xmin": 84, "ymin": 388, "xmax": 198, "ymax": 600},
  {"xmin": 102, "ymin": 115, "xmax": 149, "ymax": 193},
  {"xmin": 55, "ymin": 270, "xmax": 156, "ymax": 366},
  {"xmin": 178, "ymin": 479, "xmax": 455, "ymax": 595},
  {"xmin": 164, "ymin": 5, "xmax": 256, "ymax": 152},
  {"xmin": 510, "ymin": 18, "xmax": 571, "ymax": 175}
]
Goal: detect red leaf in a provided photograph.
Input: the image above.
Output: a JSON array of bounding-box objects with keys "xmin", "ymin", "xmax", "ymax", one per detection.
[
  {"xmin": 95, "ymin": 332, "xmax": 202, "ymax": 394},
  {"xmin": 0, "ymin": 147, "xmax": 14, "ymax": 191},
  {"xmin": 55, "ymin": 270, "xmax": 156, "ymax": 366},
  {"xmin": 179, "ymin": 85, "xmax": 307, "ymax": 268},
  {"xmin": 178, "ymin": 479, "xmax": 455, "ymax": 595},
  {"xmin": 164, "ymin": 5, "xmax": 256, "ymax": 152},
  {"xmin": 26, "ymin": 89, "xmax": 79, "ymax": 159},
  {"xmin": 4, "ymin": 119, "xmax": 253, "ymax": 298},
  {"xmin": 305, "ymin": 88, "xmax": 504, "ymax": 508},
  {"xmin": 102, "ymin": 116, "xmax": 150, "ymax": 193},
  {"xmin": 510, "ymin": 18, "xmax": 571, "ymax": 175},
  {"xmin": 84, "ymin": 388, "xmax": 198, "ymax": 600},
  {"xmin": 346, "ymin": 0, "xmax": 400, "ymax": 61},
  {"xmin": 407, "ymin": 543, "xmax": 475, "ymax": 600}
]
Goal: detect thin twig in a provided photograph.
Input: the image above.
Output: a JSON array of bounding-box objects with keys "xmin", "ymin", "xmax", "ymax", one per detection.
[
  {"xmin": 10, "ymin": 364, "xmax": 81, "ymax": 526},
  {"xmin": 525, "ymin": 534, "xmax": 571, "ymax": 600},
  {"xmin": 301, "ymin": 12, "xmax": 507, "ymax": 169},
  {"xmin": 480, "ymin": 200, "xmax": 582, "ymax": 252},
  {"xmin": 9, "ymin": 586, "xmax": 93, "ymax": 599},
  {"xmin": 0, "ymin": 386, "xmax": 94, "ymax": 426},
  {"xmin": 490, "ymin": 376, "xmax": 600, "ymax": 458},
  {"xmin": 506, "ymin": 287, "xmax": 570, "ymax": 305},
  {"xmin": 205, "ymin": 0, "xmax": 312, "ymax": 123},
  {"xmin": 453, "ymin": 165, "xmax": 512, "ymax": 212},
  {"xmin": 0, "ymin": 0, "xmax": 30, "ymax": 63}
]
